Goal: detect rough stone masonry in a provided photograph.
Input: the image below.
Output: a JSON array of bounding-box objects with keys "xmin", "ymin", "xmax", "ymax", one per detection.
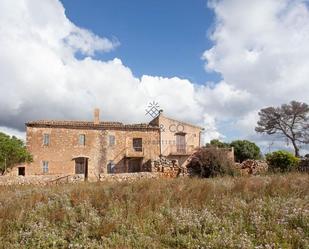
[{"xmin": 8, "ymin": 109, "xmax": 203, "ymax": 181}]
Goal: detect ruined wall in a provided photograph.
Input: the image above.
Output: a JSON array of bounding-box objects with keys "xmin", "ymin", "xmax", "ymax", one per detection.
[{"xmin": 26, "ymin": 126, "xmax": 105, "ymax": 179}]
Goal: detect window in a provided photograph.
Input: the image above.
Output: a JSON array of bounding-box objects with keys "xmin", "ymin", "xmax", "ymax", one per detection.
[
  {"xmin": 109, "ymin": 135, "xmax": 115, "ymax": 146},
  {"xmin": 133, "ymin": 138, "xmax": 142, "ymax": 151},
  {"xmin": 176, "ymin": 133, "xmax": 186, "ymax": 153},
  {"xmin": 42, "ymin": 161, "xmax": 49, "ymax": 173},
  {"xmin": 43, "ymin": 134, "xmax": 50, "ymax": 146},
  {"xmin": 79, "ymin": 134, "xmax": 86, "ymax": 145}
]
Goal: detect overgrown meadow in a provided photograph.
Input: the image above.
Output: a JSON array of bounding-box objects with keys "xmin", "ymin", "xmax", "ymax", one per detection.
[{"xmin": 0, "ymin": 174, "xmax": 308, "ymax": 249}]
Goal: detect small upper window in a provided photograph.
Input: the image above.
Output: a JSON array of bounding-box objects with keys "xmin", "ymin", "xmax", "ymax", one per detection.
[
  {"xmin": 133, "ymin": 138, "xmax": 142, "ymax": 151},
  {"xmin": 43, "ymin": 134, "xmax": 50, "ymax": 146},
  {"xmin": 79, "ymin": 134, "xmax": 86, "ymax": 145},
  {"xmin": 109, "ymin": 135, "xmax": 115, "ymax": 146},
  {"xmin": 42, "ymin": 161, "xmax": 49, "ymax": 173}
]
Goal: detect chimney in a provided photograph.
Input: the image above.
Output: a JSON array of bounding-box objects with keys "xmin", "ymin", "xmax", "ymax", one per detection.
[{"xmin": 94, "ymin": 108, "xmax": 100, "ymax": 124}]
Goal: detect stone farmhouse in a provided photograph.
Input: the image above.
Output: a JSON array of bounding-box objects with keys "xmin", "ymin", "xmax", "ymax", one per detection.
[{"xmin": 16, "ymin": 109, "xmax": 203, "ymax": 180}]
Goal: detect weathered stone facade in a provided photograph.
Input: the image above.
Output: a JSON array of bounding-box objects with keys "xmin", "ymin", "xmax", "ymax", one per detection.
[
  {"xmin": 150, "ymin": 113, "xmax": 203, "ymax": 167},
  {"xmin": 20, "ymin": 110, "xmax": 203, "ymax": 180}
]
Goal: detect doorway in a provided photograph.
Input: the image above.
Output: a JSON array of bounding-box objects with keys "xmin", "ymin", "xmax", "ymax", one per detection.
[
  {"xmin": 128, "ymin": 158, "xmax": 142, "ymax": 172},
  {"xmin": 74, "ymin": 157, "xmax": 88, "ymax": 180},
  {"xmin": 18, "ymin": 167, "xmax": 25, "ymax": 176}
]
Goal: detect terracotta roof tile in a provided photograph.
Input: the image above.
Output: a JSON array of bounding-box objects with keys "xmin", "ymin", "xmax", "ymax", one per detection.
[{"xmin": 26, "ymin": 120, "xmax": 159, "ymax": 130}]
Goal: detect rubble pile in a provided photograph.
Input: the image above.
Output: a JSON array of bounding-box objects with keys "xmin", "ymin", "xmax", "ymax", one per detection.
[
  {"xmin": 236, "ymin": 159, "xmax": 268, "ymax": 175},
  {"xmin": 150, "ymin": 157, "xmax": 188, "ymax": 177}
]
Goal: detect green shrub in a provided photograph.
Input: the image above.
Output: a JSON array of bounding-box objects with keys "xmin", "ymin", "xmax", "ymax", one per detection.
[
  {"xmin": 230, "ymin": 140, "xmax": 261, "ymax": 162},
  {"xmin": 188, "ymin": 147, "xmax": 236, "ymax": 177},
  {"xmin": 206, "ymin": 139, "xmax": 231, "ymax": 148},
  {"xmin": 266, "ymin": 150, "xmax": 299, "ymax": 172}
]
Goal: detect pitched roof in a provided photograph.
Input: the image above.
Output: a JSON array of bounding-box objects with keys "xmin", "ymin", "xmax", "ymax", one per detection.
[
  {"xmin": 26, "ymin": 120, "xmax": 159, "ymax": 130},
  {"xmin": 150, "ymin": 113, "xmax": 204, "ymax": 130}
]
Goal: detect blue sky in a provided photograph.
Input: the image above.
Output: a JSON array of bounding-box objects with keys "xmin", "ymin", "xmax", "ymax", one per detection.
[{"xmin": 60, "ymin": 0, "xmax": 220, "ymax": 84}]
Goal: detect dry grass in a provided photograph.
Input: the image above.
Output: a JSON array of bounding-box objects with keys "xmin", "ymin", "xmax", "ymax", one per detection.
[{"xmin": 0, "ymin": 173, "xmax": 308, "ymax": 248}]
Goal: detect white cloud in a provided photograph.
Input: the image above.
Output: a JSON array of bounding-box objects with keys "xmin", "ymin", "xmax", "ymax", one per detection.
[
  {"xmin": 0, "ymin": 0, "xmax": 308, "ymax": 154},
  {"xmin": 202, "ymin": 0, "xmax": 309, "ymax": 153},
  {"xmin": 0, "ymin": 0, "xmax": 219, "ymax": 141},
  {"xmin": 204, "ymin": 0, "xmax": 309, "ymax": 102}
]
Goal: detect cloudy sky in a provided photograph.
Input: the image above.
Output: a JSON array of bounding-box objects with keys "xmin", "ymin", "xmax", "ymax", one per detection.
[{"xmin": 0, "ymin": 0, "xmax": 308, "ymax": 154}]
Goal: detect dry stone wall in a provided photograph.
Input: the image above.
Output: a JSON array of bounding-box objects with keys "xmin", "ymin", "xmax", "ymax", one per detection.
[
  {"xmin": 235, "ymin": 160, "xmax": 268, "ymax": 175},
  {"xmin": 147, "ymin": 157, "xmax": 188, "ymax": 177},
  {"xmin": 0, "ymin": 174, "xmax": 84, "ymax": 186},
  {"xmin": 0, "ymin": 172, "xmax": 165, "ymax": 186},
  {"xmin": 99, "ymin": 172, "xmax": 161, "ymax": 182}
]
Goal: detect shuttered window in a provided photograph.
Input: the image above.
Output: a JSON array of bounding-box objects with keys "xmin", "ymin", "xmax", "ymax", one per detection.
[
  {"xmin": 42, "ymin": 161, "xmax": 49, "ymax": 173},
  {"xmin": 79, "ymin": 134, "xmax": 86, "ymax": 145},
  {"xmin": 109, "ymin": 135, "xmax": 115, "ymax": 146},
  {"xmin": 43, "ymin": 134, "xmax": 50, "ymax": 145}
]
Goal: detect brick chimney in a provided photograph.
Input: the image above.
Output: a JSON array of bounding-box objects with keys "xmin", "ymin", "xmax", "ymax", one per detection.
[{"xmin": 94, "ymin": 108, "xmax": 100, "ymax": 124}]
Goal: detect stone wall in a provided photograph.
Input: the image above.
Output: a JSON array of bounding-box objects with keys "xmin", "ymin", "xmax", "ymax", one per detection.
[
  {"xmin": 145, "ymin": 157, "xmax": 188, "ymax": 178},
  {"xmin": 0, "ymin": 174, "xmax": 84, "ymax": 186},
  {"xmin": 99, "ymin": 172, "xmax": 161, "ymax": 182},
  {"xmin": 234, "ymin": 160, "xmax": 268, "ymax": 175},
  {"xmin": 0, "ymin": 172, "xmax": 162, "ymax": 186}
]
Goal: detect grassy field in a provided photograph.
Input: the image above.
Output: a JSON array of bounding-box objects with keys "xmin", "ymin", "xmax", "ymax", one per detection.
[{"xmin": 0, "ymin": 174, "xmax": 308, "ymax": 249}]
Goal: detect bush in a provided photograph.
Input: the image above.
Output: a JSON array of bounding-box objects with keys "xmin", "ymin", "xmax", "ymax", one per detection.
[
  {"xmin": 230, "ymin": 140, "xmax": 261, "ymax": 162},
  {"xmin": 266, "ymin": 150, "xmax": 299, "ymax": 172},
  {"xmin": 188, "ymin": 147, "xmax": 236, "ymax": 177},
  {"xmin": 205, "ymin": 139, "xmax": 230, "ymax": 148}
]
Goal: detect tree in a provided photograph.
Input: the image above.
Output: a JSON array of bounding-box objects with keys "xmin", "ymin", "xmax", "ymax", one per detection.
[
  {"xmin": 205, "ymin": 139, "xmax": 230, "ymax": 148},
  {"xmin": 230, "ymin": 140, "xmax": 261, "ymax": 162},
  {"xmin": 266, "ymin": 150, "xmax": 299, "ymax": 172},
  {"xmin": 255, "ymin": 101, "xmax": 309, "ymax": 157},
  {"xmin": 0, "ymin": 132, "xmax": 32, "ymax": 175}
]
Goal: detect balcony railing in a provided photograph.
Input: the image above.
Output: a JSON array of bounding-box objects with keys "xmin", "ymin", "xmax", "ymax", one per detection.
[
  {"xmin": 168, "ymin": 145, "xmax": 195, "ymax": 155},
  {"xmin": 125, "ymin": 147, "xmax": 144, "ymax": 157}
]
